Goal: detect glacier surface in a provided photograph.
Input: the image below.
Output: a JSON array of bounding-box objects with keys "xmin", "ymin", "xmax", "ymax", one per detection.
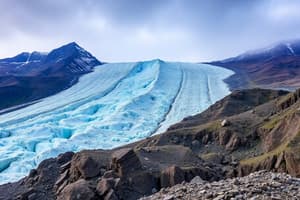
[{"xmin": 0, "ymin": 60, "xmax": 233, "ymax": 184}]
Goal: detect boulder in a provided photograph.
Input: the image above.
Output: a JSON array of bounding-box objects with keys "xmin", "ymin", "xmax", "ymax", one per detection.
[
  {"xmin": 70, "ymin": 150, "xmax": 111, "ymax": 180},
  {"xmin": 58, "ymin": 179, "xmax": 95, "ymax": 200},
  {"xmin": 221, "ymin": 119, "xmax": 230, "ymax": 127},
  {"xmin": 111, "ymin": 148, "xmax": 142, "ymax": 177},
  {"xmin": 73, "ymin": 156, "xmax": 100, "ymax": 179},
  {"xmin": 97, "ymin": 178, "xmax": 116, "ymax": 196},
  {"xmin": 190, "ymin": 176, "xmax": 205, "ymax": 184}
]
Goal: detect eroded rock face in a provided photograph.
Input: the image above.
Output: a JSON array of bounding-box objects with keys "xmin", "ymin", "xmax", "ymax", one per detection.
[
  {"xmin": 58, "ymin": 179, "xmax": 95, "ymax": 200},
  {"xmin": 110, "ymin": 148, "xmax": 142, "ymax": 177},
  {"xmin": 97, "ymin": 178, "xmax": 116, "ymax": 196},
  {"xmin": 160, "ymin": 166, "xmax": 185, "ymax": 187},
  {"xmin": 69, "ymin": 150, "xmax": 111, "ymax": 181},
  {"xmin": 285, "ymin": 150, "xmax": 300, "ymax": 177}
]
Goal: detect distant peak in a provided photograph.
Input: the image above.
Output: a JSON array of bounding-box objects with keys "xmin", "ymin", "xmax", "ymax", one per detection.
[
  {"xmin": 18, "ymin": 52, "xmax": 30, "ymax": 57},
  {"xmin": 59, "ymin": 42, "xmax": 82, "ymax": 50},
  {"xmin": 153, "ymin": 58, "xmax": 164, "ymax": 63},
  {"xmin": 65, "ymin": 41, "xmax": 80, "ymax": 47}
]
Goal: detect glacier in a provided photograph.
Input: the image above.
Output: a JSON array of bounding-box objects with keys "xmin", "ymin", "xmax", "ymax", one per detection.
[{"xmin": 0, "ymin": 60, "xmax": 233, "ymax": 184}]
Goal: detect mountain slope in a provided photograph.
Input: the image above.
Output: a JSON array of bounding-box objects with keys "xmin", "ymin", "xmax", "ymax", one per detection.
[
  {"xmin": 210, "ymin": 39, "xmax": 300, "ymax": 90},
  {"xmin": 145, "ymin": 88, "xmax": 300, "ymax": 177},
  {"xmin": 0, "ymin": 42, "xmax": 101, "ymax": 110},
  {"xmin": 1, "ymin": 88, "xmax": 299, "ymax": 200}
]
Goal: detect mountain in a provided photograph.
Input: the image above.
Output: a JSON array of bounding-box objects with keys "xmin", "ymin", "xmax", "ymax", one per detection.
[
  {"xmin": 1, "ymin": 88, "xmax": 299, "ymax": 200},
  {"xmin": 210, "ymin": 39, "xmax": 300, "ymax": 90},
  {"xmin": 0, "ymin": 42, "xmax": 101, "ymax": 110}
]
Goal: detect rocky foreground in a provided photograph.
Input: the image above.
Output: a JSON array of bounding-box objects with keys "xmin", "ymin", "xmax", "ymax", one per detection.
[
  {"xmin": 141, "ymin": 171, "xmax": 300, "ymax": 200},
  {"xmin": 1, "ymin": 88, "xmax": 300, "ymax": 200}
]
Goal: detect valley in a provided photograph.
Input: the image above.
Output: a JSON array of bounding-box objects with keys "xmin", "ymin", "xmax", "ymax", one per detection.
[{"xmin": 0, "ymin": 59, "xmax": 233, "ymax": 184}]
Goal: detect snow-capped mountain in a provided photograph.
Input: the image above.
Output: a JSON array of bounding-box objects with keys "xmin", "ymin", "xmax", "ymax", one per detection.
[
  {"xmin": 211, "ymin": 39, "xmax": 300, "ymax": 90},
  {"xmin": 0, "ymin": 42, "xmax": 101, "ymax": 110},
  {"xmin": 220, "ymin": 39, "xmax": 300, "ymax": 64},
  {"xmin": 0, "ymin": 60, "xmax": 233, "ymax": 184},
  {"xmin": 0, "ymin": 42, "xmax": 101, "ymax": 76}
]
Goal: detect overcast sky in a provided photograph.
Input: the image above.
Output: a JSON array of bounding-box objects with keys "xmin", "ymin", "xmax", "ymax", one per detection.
[{"xmin": 0, "ymin": 0, "xmax": 300, "ymax": 62}]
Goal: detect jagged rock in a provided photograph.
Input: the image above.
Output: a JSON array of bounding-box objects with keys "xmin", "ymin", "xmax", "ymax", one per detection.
[
  {"xmin": 58, "ymin": 179, "xmax": 95, "ymax": 200},
  {"xmin": 285, "ymin": 150, "xmax": 300, "ymax": 177},
  {"xmin": 60, "ymin": 161, "xmax": 71, "ymax": 173},
  {"xmin": 160, "ymin": 166, "xmax": 185, "ymax": 187},
  {"xmin": 55, "ymin": 169, "xmax": 69, "ymax": 188},
  {"xmin": 225, "ymin": 134, "xmax": 240, "ymax": 150},
  {"xmin": 28, "ymin": 169, "xmax": 37, "ymax": 178},
  {"xmin": 202, "ymin": 133, "xmax": 210, "ymax": 144},
  {"xmin": 190, "ymin": 176, "xmax": 205, "ymax": 184},
  {"xmin": 96, "ymin": 178, "xmax": 115, "ymax": 196},
  {"xmin": 57, "ymin": 152, "xmax": 74, "ymax": 165},
  {"xmin": 105, "ymin": 189, "xmax": 118, "ymax": 200},
  {"xmin": 70, "ymin": 150, "xmax": 111, "ymax": 180},
  {"xmin": 103, "ymin": 170, "xmax": 118, "ymax": 179},
  {"xmin": 72, "ymin": 156, "xmax": 100, "ymax": 179},
  {"xmin": 219, "ymin": 129, "xmax": 232, "ymax": 146},
  {"xmin": 111, "ymin": 148, "xmax": 142, "ymax": 177},
  {"xmin": 275, "ymin": 152, "xmax": 285, "ymax": 169}
]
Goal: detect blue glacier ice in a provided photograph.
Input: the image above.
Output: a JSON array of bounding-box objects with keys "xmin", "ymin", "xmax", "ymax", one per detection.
[{"xmin": 0, "ymin": 60, "xmax": 233, "ymax": 184}]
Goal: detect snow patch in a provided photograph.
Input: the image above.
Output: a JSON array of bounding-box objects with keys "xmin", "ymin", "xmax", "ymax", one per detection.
[{"xmin": 286, "ymin": 43, "xmax": 295, "ymax": 55}]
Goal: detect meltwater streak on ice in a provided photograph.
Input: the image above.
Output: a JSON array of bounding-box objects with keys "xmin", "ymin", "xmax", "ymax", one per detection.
[
  {"xmin": 0, "ymin": 60, "xmax": 233, "ymax": 184},
  {"xmin": 155, "ymin": 63, "xmax": 233, "ymax": 134}
]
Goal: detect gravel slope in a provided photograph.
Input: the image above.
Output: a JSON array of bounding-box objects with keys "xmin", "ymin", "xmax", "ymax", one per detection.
[{"xmin": 141, "ymin": 171, "xmax": 300, "ymax": 200}]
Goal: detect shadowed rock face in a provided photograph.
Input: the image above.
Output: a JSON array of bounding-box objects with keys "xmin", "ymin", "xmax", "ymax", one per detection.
[
  {"xmin": 0, "ymin": 42, "xmax": 101, "ymax": 110},
  {"xmin": 1, "ymin": 88, "xmax": 300, "ymax": 199}
]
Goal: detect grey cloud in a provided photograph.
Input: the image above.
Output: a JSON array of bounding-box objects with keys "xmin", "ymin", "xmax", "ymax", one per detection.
[{"xmin": 0, "ymin": 0, "xmax": 299, "ymax": 61}]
